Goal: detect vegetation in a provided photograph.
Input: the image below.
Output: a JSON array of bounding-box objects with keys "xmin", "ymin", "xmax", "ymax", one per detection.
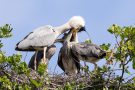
[{"xmin": 0, "ymin": 24, "xmax": 135, "ymax": 90}]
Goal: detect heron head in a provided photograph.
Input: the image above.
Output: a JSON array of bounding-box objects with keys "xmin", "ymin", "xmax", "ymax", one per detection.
[
  {"xmin": 99, "ymin": 50, "xmax": 106, "ymax": 59},
  {"xmin": 68, "ymin": 16, "xmax": 85, "ymax": 32}
]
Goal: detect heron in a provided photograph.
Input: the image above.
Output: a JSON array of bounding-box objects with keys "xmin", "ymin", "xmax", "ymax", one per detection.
[
  {"xmin": 28, "ymin": 45, "xmax": 56, "ymax": 70},
  {"xmin": 58, "ymin": 30, "xmax": 80, "ymax": 75},
  {"xmin": 69, "ymin": 31, "xmax": 106, "ymax": 69},
  {"xmin": 58, "ymin": 29, "xmax": 106, "ymax": 72},
  {"xmin": 71, "ymin": 42, "xmax": 106, "ymax": 69},
  {"xmin": 15, "ymin": 16, "xmax": 86, "ymax": 70}
]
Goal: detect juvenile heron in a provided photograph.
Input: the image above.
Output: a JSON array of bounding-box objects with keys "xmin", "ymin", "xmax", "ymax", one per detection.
[
  {"xmin": 69, "ymin": 29, "xmax": 106, "ymax": 69},
  {"xmin": 58, "ymin": 30, "xmax": 80, "ymax": 75},
  {"xmin": 15, "ymin": 16, "xmax": 86, "ymax": 70},
  {"xmin": 71, "ymin": 43, "xmax": 106, "ymax": 69},
  {"xmin": 28, "ymin": 45, "xmax": 56, "ymax": 70},
  {"xmin": 58, "ymin": 29, "xmax": 106, "ymax": 71}
]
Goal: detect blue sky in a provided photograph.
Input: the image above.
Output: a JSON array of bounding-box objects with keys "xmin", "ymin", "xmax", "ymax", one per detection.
[{"xmin": 0, "ymin": 0, "xmax": 135, "ymax": 74}]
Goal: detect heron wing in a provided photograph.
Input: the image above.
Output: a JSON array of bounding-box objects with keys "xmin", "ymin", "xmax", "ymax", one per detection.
[
  {"xmin": 57, "ymin": 48, "xmax": 65, "ymax": 71},
  {"xmin": 70, "ymin": 50, "xmax": 80, "ymax": 72},
  {"xmin": 46, "ymin": 45, "xmax": 56, "ymax": 60},
  {"xmin": 28, "ymin": 25, "xmax": 56, "ymax": 46},
  {"xmin": 71, "ymin": 42, "xmax": 100, "ymax": 58},
  {"xmin": 29, "ymin": 25, "xmax": 54, "ymax": 38},
  {"xmin": 16, "ymin": 25, "xmax": 57, "ymax": 50},
  {"xmin": 58, "ymin": 45, "xmax": 80, "ymax": 73}
]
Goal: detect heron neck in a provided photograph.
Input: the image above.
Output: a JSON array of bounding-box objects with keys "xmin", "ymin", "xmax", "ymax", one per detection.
[
  {"xmin": 55, "ymin": 23, "xmax": 71, "ymax": 35},
  {"xmin": 71, "ymin": 30, "xmax": 79, "ymax": 43},
  {"xmin": 74, "ymin": 33, "xmax": 79, "ymax": 43},
  {"xmin": 66, "ymin": 30, "xmax": 73, "ymax": 42}
]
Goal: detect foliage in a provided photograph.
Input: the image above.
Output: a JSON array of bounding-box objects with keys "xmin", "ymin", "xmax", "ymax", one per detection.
[
  {"xmin": 0, "ymin": 24, "xmax": 135, "ymax": 90},
  {"xmin": 0, "ymin": 24, "xmax": 12, "ymax": 38}
]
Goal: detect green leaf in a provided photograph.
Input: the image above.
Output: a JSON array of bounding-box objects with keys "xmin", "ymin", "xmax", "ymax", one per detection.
[
  {"xmin": 37, "ymin": 63, "xmax": 47, "ymax": 76},
  {"xmin": 85, "ymin": 39, "xmax": 92, "ymax": 44},
  {"xmin": 132, "ymin": 58, "xmax": 135, "ymax": 69},
  {"xmin": 100, "ymin": 43, "xmax": 111, "ymax": 50},
  {"xmin": 64, "ymin": 82, "xmax": 73, "ymax": 90},
  {"xmin": 30, "ymin": 78, "xmax": 42, "ymax": 88},
  {"xmin": 108, "ymin": 24, "xmax": 122, "ymax": 36},
  {"xmin": 0, "ymin": 52, "xmax": 6, "ymax": 63},
  {"xmin": 0, "ymin": 24, "xmax": 12, "ymax": 38},
  {"xmin": 0, "ymin": 40, "xmax": 3, "ymax": 48}
]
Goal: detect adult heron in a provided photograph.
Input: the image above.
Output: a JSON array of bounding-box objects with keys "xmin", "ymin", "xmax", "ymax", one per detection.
[
  {"xmin": 58, "ymin": 30, "xmax": 80, "ymax": 75},
  {"xmin": 15, "ymin": 16, "xmax": 86, "ymax": 70},
  {"xmin": 28, "ymin": 45, "xmax": 56, "ymax": 70}
]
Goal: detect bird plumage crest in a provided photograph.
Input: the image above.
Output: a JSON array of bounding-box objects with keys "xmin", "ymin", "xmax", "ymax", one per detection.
[{"xmin": 68, "ymin": 16, "xmax": 85, "ymax": 29}]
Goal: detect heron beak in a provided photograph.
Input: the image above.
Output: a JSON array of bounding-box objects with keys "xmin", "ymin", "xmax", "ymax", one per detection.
[
  {"xmin": 70, "ymin": 28, "xmax": 77, "ymax": 40},
  {"xmin": 99, "ymin": 51, "xmax": 106, "ymax": 58},
  {"xmin": 78, "ymin": 26, "xmax": 86, "ymax": 32}
]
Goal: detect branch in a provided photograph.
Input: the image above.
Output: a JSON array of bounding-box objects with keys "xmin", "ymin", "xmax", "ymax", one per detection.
[{"xmin": 114, "ymin": 34, "xmax": 125, "ymax": 90}]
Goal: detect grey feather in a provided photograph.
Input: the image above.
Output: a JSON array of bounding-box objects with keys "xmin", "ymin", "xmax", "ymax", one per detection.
[
  {"xmin": 57, "ymin": 30, "xmax": 80, "ymax": 74},
  {"xmin": 16, "ymin": 25, "xmax": 58, "ymax": 51},
  {"xmin": 71, "ymin": 42, "xmax": 106, "ymax": 63},
  {"xmin": 71, "ymin": 43, "xmax": 101, "ymax": 57}
]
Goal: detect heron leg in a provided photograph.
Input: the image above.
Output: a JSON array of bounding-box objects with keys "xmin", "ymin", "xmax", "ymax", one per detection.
[
  {"xmin": 34, "ymin": 51, "xmax": 38, "ymax": 70},
  {"xmin": 43, "ymin": 47, "xmax": 47, "ymax": 64}
]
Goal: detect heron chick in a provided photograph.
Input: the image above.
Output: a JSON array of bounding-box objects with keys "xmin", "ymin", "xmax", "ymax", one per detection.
[
  {"xmin": 58, "ymin": 30, "xmax": 80, "ymax": 75},
  {"xmin": 65, "ymin": 27, "xmax": 106, "ymax": 70},
  {"xmin": 59, "ymin": 28, "xmax": 106, "ymax": 70},
  {"xmin": 71, "ymin": 43, "xmax": 106, "ymax": 69}
]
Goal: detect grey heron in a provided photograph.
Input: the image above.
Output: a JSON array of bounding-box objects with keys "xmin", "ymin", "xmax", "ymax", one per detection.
[
  {"xmin": 58, "ymin": 30, "xmax": 80, "ymax": 75},
  {"xmin": 69, "ymin": 30, "xmax": 106, "ymax": 69},
  {"xmin": 58, "ymin": 29, "xmax": 106, "ymax": 72},
  {"xmin": 15, "ymin": 16, "xmax": 86, "ymax": 70},
  {"xmin": 71, "ymin": 42, "xmax": 106, "ymax": 69},
  {"xmin": 28, "ymin": 45, "xmax": 56, "ymax": 70}
]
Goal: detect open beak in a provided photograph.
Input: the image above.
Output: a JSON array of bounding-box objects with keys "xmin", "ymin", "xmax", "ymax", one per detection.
[{"xmin": 70, "ymin": 28, "xmax": 78, "ymax": 42}]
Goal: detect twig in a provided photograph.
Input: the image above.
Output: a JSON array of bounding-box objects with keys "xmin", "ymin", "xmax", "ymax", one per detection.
[
  {"xmin": 114, "ymin": 34, "xmax": 125, "ymax": 90},
  {"xmin": 105, "ymin": 61, "xmax": 118, "ymax": 87}
]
